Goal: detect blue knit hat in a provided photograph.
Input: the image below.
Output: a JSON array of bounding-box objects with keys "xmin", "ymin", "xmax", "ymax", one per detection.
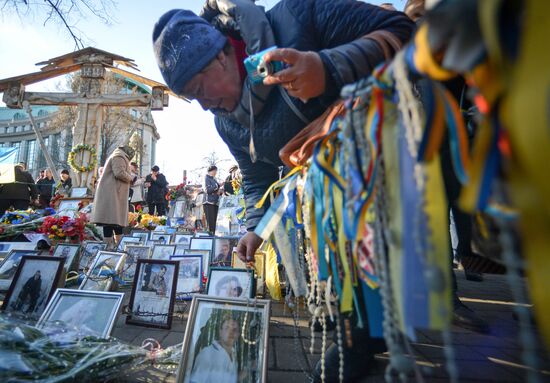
[{"xmin": 153, "ymin": 10, "xmax": 227, "ymax": 95}]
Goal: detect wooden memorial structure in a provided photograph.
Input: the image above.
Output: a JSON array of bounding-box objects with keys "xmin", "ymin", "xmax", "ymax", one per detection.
[{"xmin": 0, "ymin": 47, "xmax": 185, "ymax": 199}]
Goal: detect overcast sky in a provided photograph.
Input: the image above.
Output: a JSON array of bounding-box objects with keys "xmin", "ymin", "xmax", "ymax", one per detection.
[{"xmin": 0, "ymin": 0, "xmax": 395, "ymax": 184}]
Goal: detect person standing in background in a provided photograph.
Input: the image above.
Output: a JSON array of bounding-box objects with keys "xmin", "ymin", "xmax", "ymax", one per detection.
[
  {"xmin": 145, "ymin": 165, "xmax": 168, "ymax": 216},
  {"xmin": 91, "ymin": 146, "xmax": 135, "ymax": 248},
  {"xmin": 56, "ymin": 169, "xmax": 72, "ymax": 196},
  {"xmin": 204, "ymin": 165, "xmax": 221, "ymax": 234},
  {"xmin": 0, "ymin": 163, "xmax": 38, "ymax": 214},
  {"xmin": 36, "ymin": 168, "xmax": 55, "ymax": 208},
  {"xmin": 129, "ymin": 162, "xmax": 145, "ymax": 209}
]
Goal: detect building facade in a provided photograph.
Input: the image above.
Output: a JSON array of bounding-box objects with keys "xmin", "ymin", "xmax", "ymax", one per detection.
[{"xmin": 0, "ymin": 77, "xmax": 160, "ymax": 179}]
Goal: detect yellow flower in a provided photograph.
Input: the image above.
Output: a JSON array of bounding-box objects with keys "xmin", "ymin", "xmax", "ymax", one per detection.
[{"xmin": 51, "ymin": 225, "xmax": 57, "ymax": 230}]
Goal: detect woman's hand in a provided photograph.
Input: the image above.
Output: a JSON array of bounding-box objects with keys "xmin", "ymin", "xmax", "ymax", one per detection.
[{"xmin": 262, "ymin": 48, "xmax": 326, "ymax": 102}]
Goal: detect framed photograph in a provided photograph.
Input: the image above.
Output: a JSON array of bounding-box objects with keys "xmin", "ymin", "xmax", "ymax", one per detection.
[
  {"xmin": 1, "ymin": 256, "xmax": 65, "ymax": 318},
  {"xmin": 190, "ymin": 237, "xmax": 214, "ymax": 252},
  {"xmin": 0, "ymin": 242, "xmax": 36, "ymax": 258},
  {"xmin": 151, "ymin": 244, "xmax": 176, "ymax": 260},
  {"xmin": 232, "ymin": 251, "xmax": 266, "ymax": 297},
  {"xmin": 122, "ymin": 245, "xmax": 151, "ymax": 284},
  {"xmin": 173, "ymin": 200, "xmax": 187, "ymax": 218},
  {"xmin": 70, "ymin": 187, "xmax": 88, "ymax": 198},
  {"xmin": 171, "ymin": 255, "xmax": 203, "ymax": 300},
  {"xmin": 211, "ymin": 237, "xmax": 239, "ymax": 266},
  {"xmin": 0, "ymin": 250, "xmax": 40, "ymax": 290},
  {"xmin": 176, "ymin": 294, "xmax": 271, "ymax": 383},
  {"xmin": 79, "ymin": 251, "xmax": 126, "ymax": 291},
  {"xmin": 195, "ymin": 232, "xmax": 211, "ymax": 238},
  {"xmin": 150, "ymin": 232, "xmax": 172, "ymax": 244},
  {"xmin": 58, "ymin": 199, "xmax": 81, "ymax": 218},
  {"xmin": 52, "ymin": 243, "xmax": 80, "ymax": 272},
  {"xmin": 207, "ymin": 267, "xmax": 255, "ymax": 299},
  {"xmin": 183, "ymin": 249, "xmax": 212, "ymax": 277},
  {"xmin": 117, "ymin": 235, "xmax": 143, "ymax": 251},
  {"xmin": 126, "ymin": 259, "xmax": 178, "ymax": 329},
  {"xmin": 173, "ymin": 233, "xmax": 193, "ymax": 247},
  {"xmin": 37, "ymin": 289, "xmax": 124, "ymax": 338},
  {"xmin": 146, "ymin": 239, "xmax": 161, "ymax": 247},
  {"xmin": 80, "ymin": 241, "xmax": 107, "ymax": 271},
  {"xmin": 131, "ymin": 231, "xmax": 150, "ymax": 243}
]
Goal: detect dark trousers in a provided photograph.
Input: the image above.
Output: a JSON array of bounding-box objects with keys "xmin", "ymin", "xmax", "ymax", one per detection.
[
  {"xmin": 148, "ymin": 202, "xmax": 166, "ymax": 216},
  {"xmin": 203, "ymin": 204, "xmax": 219, "ymax": 234},
  {"xmin": 102, "ymin": 225, "xmax": 123, "ymax": 238},
  {"xmin": 0, "ymin": 199, "xmax": 29, "ymax": 215},
  {"xmin": 440, "ymin": 133, "xmax": 474, "ymax": 299}
]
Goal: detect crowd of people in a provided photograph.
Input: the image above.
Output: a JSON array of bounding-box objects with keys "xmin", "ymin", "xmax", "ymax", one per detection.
[{"xmin": 0, "ymin": 162, "xmax": 73, "ymax": 214}]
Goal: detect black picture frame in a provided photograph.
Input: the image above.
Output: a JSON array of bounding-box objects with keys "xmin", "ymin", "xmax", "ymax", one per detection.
[
  {"xmin": 0, "ymin": 249, "xmax": 40, "ymax": 291},
  {"xmin": 1, "ymin": 255, "xmax": 65, "ymax": 318},
  {"xmin": 126, "ymin": 259, "xmax": 179, "ymax": 329}
]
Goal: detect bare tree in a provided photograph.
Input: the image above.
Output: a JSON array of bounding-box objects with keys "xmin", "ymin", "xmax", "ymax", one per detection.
[
  {"xmin": 192, "ymin": 151, "xmax": 231, "ymax": 183},
  {"xmin": 1, "ymin": 0, "xmax": 116, "ymax": 49}
]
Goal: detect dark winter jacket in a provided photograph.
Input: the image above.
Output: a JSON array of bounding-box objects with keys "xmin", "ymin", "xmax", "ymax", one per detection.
[
  {"xmin": 36, "ymin": 177, "xmax": 56, "ymax": 198},
  {"xmin": 213, "ymin": 0, "xmax": 414, "ymax": 230},
  {"xmin": 145, "ymin": 173, "xmax": 169, "ymax": 203},
  {"xmin": 204, "ymin": 174, "xmax": 220, "ymax": 205},
  {"xmin": 0, "ymin": 166, "xmax": 38, "ymax": 201}
]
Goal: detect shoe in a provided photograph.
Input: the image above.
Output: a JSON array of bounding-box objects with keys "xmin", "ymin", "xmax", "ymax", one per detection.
[
  {"xmin": 452, "ymin": 301, "xmax": 490, "ymax": 334},
  {"xmin": 464, "ymin": 270, "xmax": 484, "ymax": 282},
  {"xmin": 310, "ymin": 343, "xmax": 375, "ymax": 382}
]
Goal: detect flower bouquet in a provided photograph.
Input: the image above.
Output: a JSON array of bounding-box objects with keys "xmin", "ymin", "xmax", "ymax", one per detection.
[
  {"xmin": 128, "ymin": 205, "xmax": 167, "ymax": 231},
  {"xmin": 39, "ymin": 213, "xmax": 89, "ymax": 242}
]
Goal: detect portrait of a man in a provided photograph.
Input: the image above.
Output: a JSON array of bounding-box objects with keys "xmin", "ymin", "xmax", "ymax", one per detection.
[
  {"xmin": 11, "ymin": 270, "xmax": 41, "ymax": 313},
  {"xmin": 145, "ymin": 265, "xmax": 167, "ymax": 296},
  {"xmin": 213, "ymin": 239, "xmax": 231, "ymax": 265}
]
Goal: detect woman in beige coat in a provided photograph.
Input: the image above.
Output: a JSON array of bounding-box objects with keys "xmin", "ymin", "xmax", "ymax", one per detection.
[{"xmin": 91, "ymin": 146, "xmax": 135, "ymax": 246}]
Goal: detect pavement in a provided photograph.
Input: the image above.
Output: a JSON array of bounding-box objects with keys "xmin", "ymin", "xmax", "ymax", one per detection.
[{"xmin": 109, "ymin": 272, "xmax": 550, "ymax": 382}]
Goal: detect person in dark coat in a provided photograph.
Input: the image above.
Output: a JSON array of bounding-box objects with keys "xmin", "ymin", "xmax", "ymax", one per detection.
[
  {"xmin": 0, "ymin": 163, "xmax": 38, "ymax": 214},
  {"xmin": 55, "ymin": 169, "xmax": 72, "ymax": 196},
  {"xmin": 13, "ymin": 270, "xmax": 42, "ymax": 313},
  {"xmin": 145, "ymin": 165, "xmax": 169, "ymax": 216},
  {"xmin": 36, "ymin": 168, "xmax": 55, "ymax": 208},
  {"xmin": 153, "ymin": 1, "xmax": 414, "ymax": 380},
  {"xmin": 204, "ymin": 165, "xmax": 221, "ymax": 234},
  {"xmin": 153, "ymin": 0, "xmax": 413, "ymax": 259}
]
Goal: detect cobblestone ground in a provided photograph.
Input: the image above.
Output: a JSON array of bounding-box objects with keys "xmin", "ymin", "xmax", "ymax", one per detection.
[{"xmin": 111, "ymin": 272, "xmax": 550, "ymax": 382}]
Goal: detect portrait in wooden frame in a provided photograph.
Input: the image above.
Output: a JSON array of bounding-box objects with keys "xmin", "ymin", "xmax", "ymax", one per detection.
[{"xmin": 232, "ymin": 251, "xmax": 267, "ymax": 297}]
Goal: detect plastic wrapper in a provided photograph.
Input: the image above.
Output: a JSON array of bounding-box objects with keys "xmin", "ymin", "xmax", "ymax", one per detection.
[{"xmin": 0, "ymin": 314, "xmax": 183, "ymax": 382}]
